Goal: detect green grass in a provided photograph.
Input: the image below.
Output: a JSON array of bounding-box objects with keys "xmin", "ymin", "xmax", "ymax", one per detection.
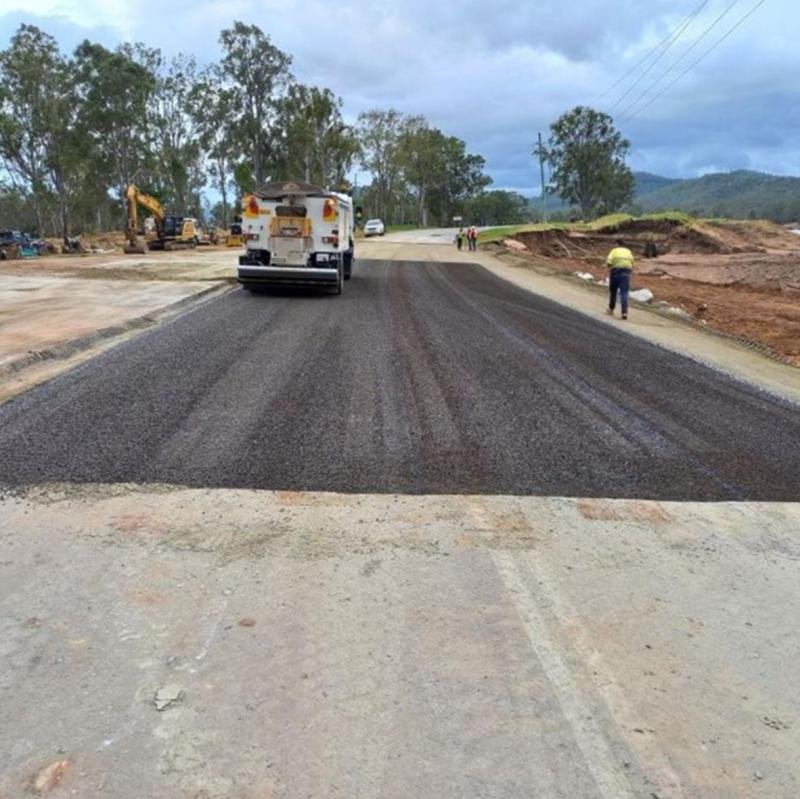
[
  {"xmin": 478, "ymin": 221, "xmax": 570, "ymax": 243},
  {"xmin": 479, "ymin": 210, "xmax": 698, "ymax": 244}
]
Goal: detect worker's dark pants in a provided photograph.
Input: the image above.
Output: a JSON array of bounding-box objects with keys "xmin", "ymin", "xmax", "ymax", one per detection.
[{"xmin": 609, "ymin": 268, "xmax": 631, "ymax": 314}]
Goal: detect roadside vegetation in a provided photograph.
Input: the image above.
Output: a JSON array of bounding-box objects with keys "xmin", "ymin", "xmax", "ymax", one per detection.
[
  {"xmin": 2, "ymin": 19, "xmax": 795, "ymax": 246},
  {"xmin": 479, "ymin": 211, "xmax": 695, "ymax": 244},
  {"xmin": 0, "ymin": 22, "xmax": 492, "ymax": 239}
]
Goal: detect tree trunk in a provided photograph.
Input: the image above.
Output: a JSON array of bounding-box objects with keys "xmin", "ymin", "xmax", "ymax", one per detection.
[{"xmin": 60, "ymin": 200, "xmax": 70, "ymax": 242}]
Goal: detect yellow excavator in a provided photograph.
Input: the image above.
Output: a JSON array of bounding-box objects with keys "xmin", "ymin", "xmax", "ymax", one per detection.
[
  {"xmin": 124, "ymin": 184, "xmax": 199, "ymax": 254},
  {"xmin": 226, "ymin": 219, "xmax": 244, "ymax": 247}
]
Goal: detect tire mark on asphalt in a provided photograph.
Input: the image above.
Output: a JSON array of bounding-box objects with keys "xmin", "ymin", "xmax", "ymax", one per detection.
[{"xmin": 431, "ymin": 264, "xmax": 750, "ymax": 499}]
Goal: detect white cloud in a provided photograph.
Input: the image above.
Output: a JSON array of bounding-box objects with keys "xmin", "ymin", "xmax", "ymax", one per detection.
[
  {"xmin": 2, "ymin": 0, "xmax": 798, "ymax": 189},
  {"xmin": 0, "ymin": 0, "xmax": 136, "ymax": 35}
]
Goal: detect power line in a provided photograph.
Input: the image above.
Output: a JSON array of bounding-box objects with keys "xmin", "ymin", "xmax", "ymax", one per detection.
[
  {"xmin": 595, "ymin": 3, "xmax": 707, "ymax": 102},
  {"xmin": 621, "ymin": 0, "xmax": 768, "ymax": 121},
  {"xmin": 618, "ymin": 0, "xmax": 740, "ymax": 119},
  {"xmin": 606, "ymin": 0, "xmax": 710, "ymax": 113}
]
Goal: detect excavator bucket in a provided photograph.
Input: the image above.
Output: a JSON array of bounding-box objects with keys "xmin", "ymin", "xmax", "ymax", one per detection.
[{"xmin": 124, "ymin": 238, "xmax": 147, "ymax": 255}]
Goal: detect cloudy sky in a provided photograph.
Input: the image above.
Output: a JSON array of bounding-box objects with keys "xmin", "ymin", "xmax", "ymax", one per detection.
[{"xmin": 1, "ymin": 0, "xmax": 795, "ymax": 195}]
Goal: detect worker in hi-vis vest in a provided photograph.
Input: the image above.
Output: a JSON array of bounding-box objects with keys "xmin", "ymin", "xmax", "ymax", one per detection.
[{"xmin": 605, "ymin": 239, "xmax": 635, "ymax": 320}]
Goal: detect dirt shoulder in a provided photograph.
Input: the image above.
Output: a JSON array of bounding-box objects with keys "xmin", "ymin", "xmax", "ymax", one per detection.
[
  {"xmin": 357, "ymin": 238, "xmax": 800, "ymax": 404},
  {"xmin": 0, "ymin": 248, "xmax": 237, "ymax": 402}
]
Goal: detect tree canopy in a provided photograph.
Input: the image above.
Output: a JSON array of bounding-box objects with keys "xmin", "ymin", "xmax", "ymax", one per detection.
[
  {"xmin": 545, "ymin": 106, "xmax": 634, "ymax": 219},
  {"xmin": 0, "ymin": 21, "xmax": 497, "ymax": 236}
]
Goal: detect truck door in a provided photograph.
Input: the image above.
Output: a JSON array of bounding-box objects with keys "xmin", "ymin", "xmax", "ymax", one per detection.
[{"xmin": 269, "ymin": 204, "xmax": 312, "ymax": 266}]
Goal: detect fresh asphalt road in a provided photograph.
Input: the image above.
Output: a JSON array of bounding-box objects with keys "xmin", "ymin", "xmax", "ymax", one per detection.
[{"xmin": 1, "ymin": 259, "xmax": 799, "ymax": 500}]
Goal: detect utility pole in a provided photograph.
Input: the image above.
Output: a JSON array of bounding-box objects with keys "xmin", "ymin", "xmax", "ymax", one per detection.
[{"xmin": 535, "ymin": 132, "xmax": 548, "ymax": 223}]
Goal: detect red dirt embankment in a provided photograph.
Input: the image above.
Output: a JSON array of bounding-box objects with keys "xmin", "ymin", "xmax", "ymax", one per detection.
[{"xmin": 508, "ymin": 219, "xmax": 800, "ymax": 366}]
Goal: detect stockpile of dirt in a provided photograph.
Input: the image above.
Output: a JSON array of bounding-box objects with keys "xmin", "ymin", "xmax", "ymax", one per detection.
[
  {"xmin": 40, "ymin": 232, "xmax": 126, "ymax": 255},
  {"xmin": 712, "ymin": 220, "xmax": 800, "ymax": 252},
  {"xmin": 83, "ymin": 232, "xmax": 127, "ymax": 250},
  {"xmin": 514, "ymin": 218, "xmax": 767, "ymax": 262}
]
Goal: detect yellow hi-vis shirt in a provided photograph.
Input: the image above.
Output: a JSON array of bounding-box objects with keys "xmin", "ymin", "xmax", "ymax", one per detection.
[{"xmin": 606, "ymin": 246, "xmax": 634, "ymax": 270}]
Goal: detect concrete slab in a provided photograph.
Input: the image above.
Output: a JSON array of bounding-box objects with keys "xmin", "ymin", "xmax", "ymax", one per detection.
[
  {"xmin": 1, "ymin": 485, "xmax": 798, "ymax": 797},
  {"xmin": 0, "ymin": 274, "xmax": 220, "ymax": 370}
]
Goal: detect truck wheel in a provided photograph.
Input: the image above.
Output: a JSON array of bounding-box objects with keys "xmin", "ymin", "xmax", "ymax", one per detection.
[
  {"xmin": 332, "ymin": 259, "xmax": 343, "ymax": 295},
  {"xmin": 344, "ymin": 251, "xmax": 353, "ymax": 280}
]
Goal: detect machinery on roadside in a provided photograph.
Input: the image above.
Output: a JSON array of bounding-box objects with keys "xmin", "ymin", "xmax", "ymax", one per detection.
[
  {"xmin": 0, "ymin": 230, "xmax": 41, "ymax": 259},
  {"xmin": 226, "ymin": 219, "xmax": 244, "ymax": 248},
  {"xmin": 238, "ymin": 181, "xmax": 354, "ymax": 294},
  {"xmin": 123, "ymin": 184, "xmax": 199, "ymax": 254},
  {"xmin": 190, "ymin": 220, "xmax": 214, "ymax": 245}
]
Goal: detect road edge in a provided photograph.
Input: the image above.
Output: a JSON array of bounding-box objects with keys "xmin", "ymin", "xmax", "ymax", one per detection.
[
  {"xmin": 0, "ymin": 281, "xmax": 234, "ymax": 405},
  {"xmin": 476, "ymin": 247, "xmax": 800, "ymax": 406}
]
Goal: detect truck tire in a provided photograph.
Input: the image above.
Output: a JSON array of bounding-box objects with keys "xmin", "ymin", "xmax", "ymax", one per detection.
[
  {"xmin": 332, "ymin": 259, "xmax": 343, "ymax": 295},
  {"xmin": 344, "ymin": 251, "xmax": 353, "ymax": 280}
]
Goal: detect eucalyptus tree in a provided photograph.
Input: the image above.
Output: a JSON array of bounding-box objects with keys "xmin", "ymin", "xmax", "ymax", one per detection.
[
  {"xmin": 275, "ymin": 84, "xmax": 358, "ymax": 187},
  {"xmin": 219, "ymin": 21, "xmax": 292, "ymax": 187},
  {"xmin": 545, "ymin": 106, "xmax": 634, "ymax": 218}
]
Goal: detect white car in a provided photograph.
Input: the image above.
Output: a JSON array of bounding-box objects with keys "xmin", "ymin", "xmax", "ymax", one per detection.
[{"xmin": 363, "ymin": 219, "xmax": 385, "ymax": 237}]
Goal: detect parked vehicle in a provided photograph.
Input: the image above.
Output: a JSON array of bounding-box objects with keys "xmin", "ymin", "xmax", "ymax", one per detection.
[
  {"xmin": 363, "ymin": 218, "xmax": 386, "ymax": 237},
  {"xmin": 238, "ymin": 181, "xmax": 355, "ymax": 294},
  {"xmin": 0, "ymin": 230, "xmax": 40, "ymax": 258}
]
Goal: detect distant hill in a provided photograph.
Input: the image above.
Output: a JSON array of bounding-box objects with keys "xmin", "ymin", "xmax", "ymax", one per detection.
[
  {"xmin": 633, "ymin": 172, "xmax": 681, "ymax": 197},
  {"xmin": 631, "ymin": 170, "xmax": 800, "ymax": 222}
]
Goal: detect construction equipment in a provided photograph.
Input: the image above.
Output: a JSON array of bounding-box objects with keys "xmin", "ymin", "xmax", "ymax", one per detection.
[
  {"xmin": 238, "ymin": 180, "xmax": 354, "ymax": 294},
  {"xmin": 183, "ymin": 218, "xmax": 212, "ymax": 245},
  {"xmin": 123, "ymin": 184, "xmax": 199, "ymax": 254},
  {"xmin": 226, "ymin": 220, "xmax": 244, "ymax": 247},
  {"xmin": 0, "ymin": 230, "xmax": 40, "ymax": 259}
]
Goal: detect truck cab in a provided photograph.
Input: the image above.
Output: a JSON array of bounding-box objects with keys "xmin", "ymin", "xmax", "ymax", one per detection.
[{"xmin": 238, "ymin": 181, "xmax": 354, "ymax": 294}]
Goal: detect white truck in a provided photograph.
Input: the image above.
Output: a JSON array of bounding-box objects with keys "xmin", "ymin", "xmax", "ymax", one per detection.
[{"xmin": 238, "ymin": 181, "xmax": 355, "ymax": 294}]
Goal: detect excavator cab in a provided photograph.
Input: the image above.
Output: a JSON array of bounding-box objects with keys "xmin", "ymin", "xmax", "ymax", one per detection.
[{"xmin": 162, "ymin": 215, "xmax": 197, "ymax": 243}]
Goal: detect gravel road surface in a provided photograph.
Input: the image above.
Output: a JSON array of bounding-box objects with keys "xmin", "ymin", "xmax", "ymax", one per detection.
[{"xmin": 0, "ymin": 259, "xmax": 798, "ymax": 499}]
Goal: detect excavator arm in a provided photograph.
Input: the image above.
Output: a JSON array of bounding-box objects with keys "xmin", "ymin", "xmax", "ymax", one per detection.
[
  {"xmin": 124, "ymin": 184, "xmax": 165, "ymax": 253},
  {"xmin": 126, "ymin": 185, "xmax": 165, "ymax": 236}
]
